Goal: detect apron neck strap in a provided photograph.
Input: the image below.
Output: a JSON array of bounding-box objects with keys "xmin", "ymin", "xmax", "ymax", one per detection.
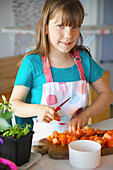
[
  {"xmin": 70, "ymin": 51, "xmax": 86, "ymax": 81},
  {"xmin": 42, "ymin": 56, "xmax": 53, "ymax": 83},
  {"xmin": 42, "ymin": 50, "xmax": 86, "ymax": 83}
]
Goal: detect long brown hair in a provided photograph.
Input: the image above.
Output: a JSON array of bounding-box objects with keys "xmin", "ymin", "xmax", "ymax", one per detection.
[{"xmin": 23, "ymin": 0, "xmax": 91, "ymax": 62}]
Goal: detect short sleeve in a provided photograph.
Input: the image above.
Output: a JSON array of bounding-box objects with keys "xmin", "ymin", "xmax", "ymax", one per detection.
[
  {"xmin": 14, "ymin": 57, "xmax": 33, "ymax": 89},
  {"xmin": 80, "ymin": 51, "xmax": 104, "ymax": 83}
]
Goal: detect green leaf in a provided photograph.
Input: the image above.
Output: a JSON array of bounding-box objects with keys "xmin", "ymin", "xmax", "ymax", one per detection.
[
  {"xmin": 0, "ymin": 118, "xmax": 10, "ymax": 131},
  {"xmin": 2, "ymin": 95, "xmax": 6, "ymax": 103},
  {"xmin": 2, "ymin": 124, "xmax": 31, "ymax": 139},
  {"xmin": 0, "ymin": 111, "xmax": 12, "ymax": 120}
]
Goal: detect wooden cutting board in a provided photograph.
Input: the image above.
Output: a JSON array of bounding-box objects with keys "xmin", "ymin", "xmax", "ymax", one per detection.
[{"xmin": 32, "ymin": 138, "xmax": 113, "ymax": 159}]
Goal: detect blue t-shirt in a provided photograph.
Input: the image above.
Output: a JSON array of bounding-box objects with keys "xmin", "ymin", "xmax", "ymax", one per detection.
[{"xmin": 15, "ymin": 50, "xmax": 104, "ymax": 104}]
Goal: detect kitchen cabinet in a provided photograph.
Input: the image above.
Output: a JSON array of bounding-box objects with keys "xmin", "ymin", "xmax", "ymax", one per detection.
[
  {"xmin": 1, "ymin": 25, "xmax": 113, "ymax": 35},
  {"xmin": 88, "ymin": 71, "xmax": 110, "ymax": 124},
  {"xmin": 0, "ymin": 55, "xmax": 23, "ymax": 103}
]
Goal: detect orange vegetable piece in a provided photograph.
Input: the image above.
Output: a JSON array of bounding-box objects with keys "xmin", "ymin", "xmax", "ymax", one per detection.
[
  {"xmin": 52, "ymin": 138, "xmax": 61, "ymax": 145},
  {"xmin": 52, "ymin": 131, "xmax": 59, "ymax": 138},
  {"xmin": 94, "ymin": 136, "xmax": 106, "ymax": 148},
  {"xmin": 86, "ymin": 128, "xmax": 96, "ymax": 136},
  {"xmin": 106, "ymin": 130, "xmax": 113, "ymax": 135},
  {"xmin": 80, "ymin": 136, "xmax": 89, "ymax": 140},
  {"xmin": 106, "ymin": 139, "xmax": 113, "ymax": 148},
  {"xmin": 96, "ymin": 129, "xmax": 106, "ymax": 135},
  {"xmin": 89, "ymin": 135, "xmax": 96, "ymax": 141},
  {"xmin": 67, "ymin": 135, "xmax": 73, "ymax": 145},
  {"xmin": 81, "ymin": 126, "xmax": 90, "ymax": 134},
  {"xmin": 64, "ymin": 130, "xmax": 70, "ymax": 135},
  {"xmin": 60, "ymin": 134, "xmax": 67, "ymax": 146},
  {"xmin": 74, "ymin": 129, "xmax": 83, "ymax": 137},
  {"xmin": 46, "ymin": 135, "xmax": 53, "ymax": 142},
  {"xmin": 71, "ymin": 136, "xmax": 79, "ymax": 142},
  {"xmin": 102, "ymin": 133, "xmax": 113, "ymax": 141}
]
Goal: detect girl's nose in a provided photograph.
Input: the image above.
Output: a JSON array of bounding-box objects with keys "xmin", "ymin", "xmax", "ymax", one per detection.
[{"xmin": 64, "ymin": 28, "xmax": 72, "ymax": 40}]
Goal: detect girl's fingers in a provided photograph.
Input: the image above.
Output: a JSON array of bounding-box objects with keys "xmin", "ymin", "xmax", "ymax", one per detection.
[
  {"xmin": 43, "ymin": 115, "xmax": 53, "ymax": 123},
  {"xmin": 45, "ymin": 112, "xmax": 60, "ymax": 121},
  {"xmin": 43, "ymin": 118, "xmax": 50, "ymax": 123},
  {"xmin": 46, "ymin": 112, "xmax": 54, "ymax": 120},
  {"xmin": 69, "ymin": 119, "xmax": 77, "ymax": 132},
  {"xmin": 43, "ymin": 112, "xmax": 61, "ymax": 123},
  {"xmin": 41, "ymin": 107, "xmax": 61, "ymax": 122},
  {"xmin": 69, "ymin": 119, "xmax": 83, "ymax": 132},
  {"xmin": 53, "ymin": 113, "xmax": 61, "ymax": 121},
  {"xmin": 49, "ymin": 107, "xmax": 61, "ymax": 120},
  {"xmin": 77, "ymin": 120, "xmax": 82, "ymax": 129},
  {"xmin": 45, "ymin": 115, "xmax": 53, "ymax": 122},
  {"xmin": 69, "ymin": 123, "xmax": 73, "ymax": 132}
]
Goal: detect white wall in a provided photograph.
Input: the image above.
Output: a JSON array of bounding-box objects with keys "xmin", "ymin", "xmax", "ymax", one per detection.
[
  {"xmin": 0, "ymin": 0, "xmax": 113, "ymax": 91},
  {"xmin": 83, "ymin": 0, "xmax": 98, "ymax": 61},
  {"xmin": 0, "ymin": 0, "xmax": 98, "ymax": 59},
  {"xmin": 0, "ymin": 0, "xmax": 15, "ymax": 58},
  {"xmin": 0, "ymin": 0, "xmax": 99, "ymax": 60},
  {"xmin": 96, "ymin": 0, "xmax": 113, "ymax": 91}
]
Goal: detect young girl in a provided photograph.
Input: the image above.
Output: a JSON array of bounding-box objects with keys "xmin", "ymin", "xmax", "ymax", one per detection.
[{"xmin": 10, "ymin": 0, "xmax": 113, "ymax": 145}]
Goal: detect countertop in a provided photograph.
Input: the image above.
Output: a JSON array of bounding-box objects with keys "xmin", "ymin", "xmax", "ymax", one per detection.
[{"xmin": 25, "ymin": 118, "xmax": 113, "ymax": 170}]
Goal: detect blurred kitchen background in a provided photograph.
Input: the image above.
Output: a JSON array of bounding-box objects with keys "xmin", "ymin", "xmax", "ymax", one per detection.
[{"xmin": 0, "ymin": 0, "xmax": 113, "ymax": 123}]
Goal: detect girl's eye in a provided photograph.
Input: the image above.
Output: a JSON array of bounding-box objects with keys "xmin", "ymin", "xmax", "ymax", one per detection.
[
  {"xmin": 57, "ymin": 25, "xmax": 64, "ymax": 29},
  {"xmin": 73, "ymin": 26, "xmax": 79, "ymax": 29}
]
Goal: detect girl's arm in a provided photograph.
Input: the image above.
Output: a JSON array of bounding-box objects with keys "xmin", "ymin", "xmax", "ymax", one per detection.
[
  {"xmin": 9, "ymin": 85, "xmax": 60, "ymax": 123},
  {"xmin": 69, "ymin": 76, "xmax": 113, "ymax": 131},
  {"xmin": 87, "ymin": 76, "xmax": 113, "ymax": 117}
]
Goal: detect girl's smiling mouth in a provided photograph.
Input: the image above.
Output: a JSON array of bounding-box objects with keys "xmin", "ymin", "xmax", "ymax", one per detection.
[{"xmin": 60, "ymin": 41, "xmax": 72, "ymax": 46}]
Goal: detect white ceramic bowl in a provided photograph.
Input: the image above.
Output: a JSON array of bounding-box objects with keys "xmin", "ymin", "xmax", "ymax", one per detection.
[{"xmin": 69, "ymin": 140, "xmax": 101, "ymax": 169}]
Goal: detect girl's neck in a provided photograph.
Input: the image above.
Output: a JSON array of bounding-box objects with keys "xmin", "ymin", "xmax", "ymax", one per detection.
[{"xmin": 48, "ymin": 52, "xmax": 74, "ymax": 68}]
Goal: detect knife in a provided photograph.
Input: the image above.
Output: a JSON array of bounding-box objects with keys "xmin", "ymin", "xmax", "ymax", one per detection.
[{"xmin": 54, "ymin": 97, "xmax": 71, "ymax": 112}]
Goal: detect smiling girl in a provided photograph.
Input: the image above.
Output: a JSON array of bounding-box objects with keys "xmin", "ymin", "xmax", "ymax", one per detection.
[{"xmin": 10, "ymin": 0, "xmax": 113, "ymax": 144}]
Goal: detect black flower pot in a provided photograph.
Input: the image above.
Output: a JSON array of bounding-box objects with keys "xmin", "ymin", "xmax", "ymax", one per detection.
[{"xmin": 0, "ymin": 131, "xmax": 34, "ymax": 166}]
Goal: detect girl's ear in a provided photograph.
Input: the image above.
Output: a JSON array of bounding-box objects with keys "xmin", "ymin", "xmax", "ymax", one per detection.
[{"xmin": 45, "ymin": 25, "xmax": 48, "ymax": 35}]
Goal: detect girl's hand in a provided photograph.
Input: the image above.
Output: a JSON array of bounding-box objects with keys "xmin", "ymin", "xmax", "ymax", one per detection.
[
  {"xmin": 37, "ymin": 105, "xmax": 61, "ymax": 123},
  {"xmin": 69, "ymin": 111, "xmax": 90, "ymax": 132}
]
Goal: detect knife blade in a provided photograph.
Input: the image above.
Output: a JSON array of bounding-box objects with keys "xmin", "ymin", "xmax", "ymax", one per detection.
[{"xmin": 54, "ymin": 97, "xmax": 71, "ymax": 112}]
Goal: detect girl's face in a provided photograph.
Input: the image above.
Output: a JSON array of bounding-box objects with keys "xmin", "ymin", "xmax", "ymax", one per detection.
[{"xmin": 47, "ymin": 12, "xmax": 80, "ymax": 55}]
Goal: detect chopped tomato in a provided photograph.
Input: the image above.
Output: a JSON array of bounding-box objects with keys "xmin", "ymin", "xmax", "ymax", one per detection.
[
  {"xmin": 71, "ymin": 136, "xmax": 79, "ymax": 142},
  {"xmin": 106, "ymin": 130, "xmax": 113, "ymax": 135},
  {"xmin": 80, "ymin": 136, "xmax": 89, "ymax": 140},
  {"xmin": 102, "ymin": 133, "xmax": 113, "ymax": 141},
  {"xmin": 73, "ymin": 129, "xmax": 83, "ymax": 137},
  {"xmin": 64, "ymin": 130, "xmax": 70, "ymax": 135},
  {"xmin": 67, "ymin": 135, "xmax": 73, "ymax": 145},
  {"xmin": 96, "ymin": 129, "xmax": 106, "ymax": 135},
  {"xmin": 52, "ymin": 138, "xmax": 61, "ymax": 145},
  {"xmin": 46, "ymin": 135, "xmax": 53, "ymax": 142},
  {"xmin": 106, "ymin": 139, "xmax": 113, "ymax": 148},
  {"xmin": 94, "ymin": 136, "xmax": 106, "ymax": 148},
  {"xmin": 60, "ymin": 134, "xmax": 67, "ymax": 146},
  {"xmin": 81, "ymin": 126, "xmax": 90, "ymax": 134},
  {"xmin": 52, "ymin": 131, "xmax": 59, "ymax": 138},
  {"xmin": 89, "ymin": 135, "xmax": 96, "ymax": 141},
  {"xmin": 67, "ymin": 135, "xmax": 78, "ymax": 144},
  {"xmin": 86, "ymin": 128, "xmax": 96, "ymax": 136}
]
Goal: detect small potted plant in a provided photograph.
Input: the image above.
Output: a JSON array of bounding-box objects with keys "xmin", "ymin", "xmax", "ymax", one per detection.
[{"xmin": 0, "ymin": 95, "xmax": 34, "ymax": 167}]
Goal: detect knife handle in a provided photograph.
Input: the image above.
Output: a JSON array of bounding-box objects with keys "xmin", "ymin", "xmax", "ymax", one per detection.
[{"xmin": 54, "ymin": 107, "xmax": 61, "ymax": 112}]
